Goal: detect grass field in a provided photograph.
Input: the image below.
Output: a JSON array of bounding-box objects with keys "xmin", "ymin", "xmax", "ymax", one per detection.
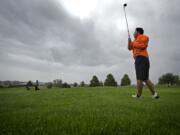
[{"xmin": 0, "ymin": 86, "xmax": 180, "ymax": 135}]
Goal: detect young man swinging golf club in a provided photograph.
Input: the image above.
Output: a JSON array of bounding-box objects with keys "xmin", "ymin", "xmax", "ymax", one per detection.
[
  {"xmin": 123, "ymin": 3, "xmax": 159, "ymax": 99},
  {"xmin": 128, "ymin": 27, "xmax": 159, "ymax": 99}
]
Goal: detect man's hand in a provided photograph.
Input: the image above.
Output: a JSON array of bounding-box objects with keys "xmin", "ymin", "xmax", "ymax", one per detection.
[
  {"xmin": 128, "ymin": 37, "xmax": 133, "ymax": 50},
  {"xmin": 128, "ymin": 37, "xmax": 132, "ymax": 43}
]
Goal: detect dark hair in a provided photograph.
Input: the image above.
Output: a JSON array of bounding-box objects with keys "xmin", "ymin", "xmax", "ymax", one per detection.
[{"xmin": 136, "ymin": 27, "xmax": 144, "ymax": 34}]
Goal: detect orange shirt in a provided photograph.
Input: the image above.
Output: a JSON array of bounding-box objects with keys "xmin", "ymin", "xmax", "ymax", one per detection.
[{"xmin": 132, "ymin": 35, "xmax": 149, "ymax": 58}]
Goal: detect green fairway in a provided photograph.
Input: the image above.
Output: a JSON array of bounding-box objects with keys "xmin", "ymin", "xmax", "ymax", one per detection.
[{"xmin": 0, "ymin": 86, "xmax": 180, "ymax": 135}]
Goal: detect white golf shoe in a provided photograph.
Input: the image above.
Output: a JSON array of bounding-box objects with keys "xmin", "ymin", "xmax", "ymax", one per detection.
[
  {"xmin": 132, "ymin": 94, "xmax": 141, "ymax": 98},
  {"xmin": 152, "ymin": 92, "xmax": 159, "ymax": 99}
]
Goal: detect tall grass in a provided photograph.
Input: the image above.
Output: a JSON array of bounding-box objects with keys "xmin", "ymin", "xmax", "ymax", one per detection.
[{"xmin": 0, "ymin": 86, "xmax": 180, "ymax": 135}]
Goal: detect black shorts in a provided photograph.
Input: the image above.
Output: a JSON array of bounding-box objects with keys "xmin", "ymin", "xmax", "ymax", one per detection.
[{"xmin": 135, "ymin": 56, "xmax": 150, "ymax": 81}]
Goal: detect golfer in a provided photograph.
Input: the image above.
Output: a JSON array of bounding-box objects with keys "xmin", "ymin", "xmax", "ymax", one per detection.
[{"xmin": 128, "ymin": 27, "xmax": 159, "ymax": 99}]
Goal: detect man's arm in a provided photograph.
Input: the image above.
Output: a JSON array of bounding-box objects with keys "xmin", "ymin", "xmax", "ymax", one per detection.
[
  {"xmin": 133, "ymin": 37, "xmax": 149, "ymax": 50},
  {"xmin": 128, "ymin": 37, "xmax": 133, "ymax": 50}
]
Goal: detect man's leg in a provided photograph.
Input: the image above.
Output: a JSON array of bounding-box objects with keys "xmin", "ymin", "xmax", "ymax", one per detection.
[
  {"xmin": 136, "ymin": 80, "xmax": 143, "ymax": 97},
  {"xmin": 134, "ymin": 56, "xmax": 145, "ymax": 98},
  {"xmin": 145, "ymin": 80, "xmax": 155, "ymax": 95},
  {"xmin": 145, "ymin": 80, "xmax": 159, "ymax": 98}
]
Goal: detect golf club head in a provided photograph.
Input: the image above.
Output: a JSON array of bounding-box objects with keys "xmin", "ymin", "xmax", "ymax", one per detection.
[{"xmin": 123, "ymin": 3, "xmax": 127, "ymax": 7}]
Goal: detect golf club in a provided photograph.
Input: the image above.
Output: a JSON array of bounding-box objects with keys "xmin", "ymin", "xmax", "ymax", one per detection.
[{"xmin": 123, "ymin": 3, "xmax": 130, "ymax": 38}]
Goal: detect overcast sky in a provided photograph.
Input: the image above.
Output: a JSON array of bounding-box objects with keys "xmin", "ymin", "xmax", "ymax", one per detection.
[{"xmin": 0, "ymin": 0, "xmax": 180, "ymax": 84}]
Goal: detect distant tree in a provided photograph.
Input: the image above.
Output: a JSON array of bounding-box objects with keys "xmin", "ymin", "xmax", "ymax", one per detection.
[
  {"xmin": 158, "ymin": 77, "xmax": 164, "ymax": 84},
  {"xmin": 104, "ymin": 74, "xmax": 118, "ymax": 86},
  {"xmin": 73, "ymin": 82, "xmax": 78, "ymax": 87},
  {"xmin": 53, "ymin": 79, "xmax": 63, "ymax": 87},
  {"xmin": 46, "ymin": 82, "xmax": 53, "ymax": 89},
  {"xmin": 158, "ymin": 73, "xmax": 180, "ymax": 86},
  {"xmin": 26, "ymin": 81, "xmax": 33, "ymax": 87},
  {"xmin": 26, "ymin": 80, "xmax": 33, "ymax": 90},
  {"xmin": 90, "ymin": 75, "xmax": 100, "ymax": 87},
  {"xmin": 62, "ymin": 82, "xmax": 71, "ymax": 88},
  {"xmin": 80, "ymin": 81, "xmax": 85, "ymax": 87},
  {"xmin": 121, "ymin": 74, "xmax": 131, "ymax": 86}
]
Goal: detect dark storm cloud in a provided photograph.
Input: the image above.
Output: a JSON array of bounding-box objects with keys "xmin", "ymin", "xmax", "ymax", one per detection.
[
  {"xmin": 0, "ymin": 0, "xmax": 116, "ymax": 69},
  {"xmin": 0, "ymin": 0, "xmax": 179, "ymax": 82}
]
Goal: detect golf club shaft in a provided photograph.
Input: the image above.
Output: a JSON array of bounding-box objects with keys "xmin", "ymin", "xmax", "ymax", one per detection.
[{"xmin": 123, "ymin": 7, "xmax": 130, "ymax": 38}]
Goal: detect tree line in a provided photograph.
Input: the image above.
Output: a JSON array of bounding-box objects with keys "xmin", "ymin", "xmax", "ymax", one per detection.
[
  {"xmin": 35, "ymin": 73, "xmax": 180, "ymax": 89},
  {"xmin": 158, "ymin": 73, "xmax": 180, "ymax": 86},
  {"xmin": 89, "ymin": 74, "xmax": 131, "ymax": 87},
  {"xmin": 0, "ymin": 73, "xmax": 179, "ymax": 89},
  {"xmin": 45, "ymin": 73, "xmax": 131, "ymax": 89}
]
